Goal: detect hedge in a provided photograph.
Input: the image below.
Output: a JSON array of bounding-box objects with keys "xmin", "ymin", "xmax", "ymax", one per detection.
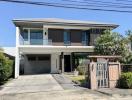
[
  {"xmin": 118, "ymin": 72, "xmax": 132, "ymax": 89},
  {"xmin": 0, "ymin": 52, "xmax": 13, "ymax": 85}
]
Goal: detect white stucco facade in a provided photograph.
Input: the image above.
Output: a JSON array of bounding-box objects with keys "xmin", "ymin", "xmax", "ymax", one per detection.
[
  {"xmin": 14, "ymin": 26, "xmax": 94, "ymax": 78},
  {"xmin": 14, "ymin": 18, "xmax": 118, "ymax": 78}
]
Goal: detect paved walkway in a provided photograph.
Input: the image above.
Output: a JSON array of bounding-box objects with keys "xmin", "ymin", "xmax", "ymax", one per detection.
[
  {"xmin": 97, "ymin": 88, "xmax": 132, "ymax": 97},
  {"xmin": 52, "ymin": 74, "xmax": 85, "ymax": 90},
  {"xmin": 0, "ymin": 89, "xmax": 112, "ymax": 100},
  {"xmin": 0, "ymin": 74, "xmax": 63, "ymax": 94},
  {"xmin": 0, "ymin": 74, "xmax": 132, "ymax": 100}
]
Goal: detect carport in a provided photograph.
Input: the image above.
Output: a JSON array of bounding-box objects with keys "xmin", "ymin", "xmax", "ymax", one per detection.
[{"xmin": 20, "ymin": 54, "xmax": 51, "ymax": 75}]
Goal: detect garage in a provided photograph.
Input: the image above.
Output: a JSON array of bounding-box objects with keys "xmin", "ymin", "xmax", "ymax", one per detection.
[{"xmin": 20, "ymin": 54, "xmax": 51, "ymax": 75}]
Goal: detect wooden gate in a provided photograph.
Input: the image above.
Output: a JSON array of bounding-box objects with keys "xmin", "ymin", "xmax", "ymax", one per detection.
[{"xmin": 96, "ymin": 62, "xmax": 109, "ymax": 88}]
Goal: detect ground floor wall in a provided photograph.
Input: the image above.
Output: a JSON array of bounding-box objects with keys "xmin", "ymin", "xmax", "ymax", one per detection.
[
  {"xmin": 51, "ymin": 53, "xmax": 60, "ymax": 73},
  {"xmin": 20, "ymin": 53, "xmax": 60, "ymax": 75},
  {"xmin": 15, "ymin": 50, "xmax": 90, "ymax": 78}
]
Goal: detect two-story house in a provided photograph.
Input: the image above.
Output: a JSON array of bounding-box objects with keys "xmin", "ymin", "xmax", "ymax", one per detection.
[{"xmin": 13, "ymin": 18, "xmax": 118, "ymax": 78}]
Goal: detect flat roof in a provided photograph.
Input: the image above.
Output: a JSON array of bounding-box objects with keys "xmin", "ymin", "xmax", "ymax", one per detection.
[{"xmin": 13, "ymin": 18, "xmax": 119, "ymax": 29}]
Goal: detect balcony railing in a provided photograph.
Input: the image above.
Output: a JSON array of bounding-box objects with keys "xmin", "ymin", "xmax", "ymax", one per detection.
[
  {"xmin": 20, "ymin": 38, "xmax": 52, "ymax": 45},
  {"xmin": 64, "ymin": 41, "xmax": 71, "ymax": 46},
  {"xmin": 82, "ymin": 41, "xmax": 88, "ymax": 46}
]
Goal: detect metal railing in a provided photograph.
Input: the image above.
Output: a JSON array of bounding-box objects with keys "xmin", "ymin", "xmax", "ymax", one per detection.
[
  {"xmin": 82, "ymin": 41, "xmax": 88, "ymax": 46},
  {"xmin": 64, "ymin": 41, "xmax": 71, "ymax": 46}
]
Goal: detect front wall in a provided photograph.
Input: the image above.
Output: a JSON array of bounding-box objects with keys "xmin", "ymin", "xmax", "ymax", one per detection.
[{"xmin": 109, "ymin": 63, "xmax": 120, "ymax": 88}]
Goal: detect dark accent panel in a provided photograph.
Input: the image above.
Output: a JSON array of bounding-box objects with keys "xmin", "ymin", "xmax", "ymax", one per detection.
[
  {"xmin": 48, "ymin": 29, "xmax": 64, "ymax": 46},
  {"xmin": 70, "ymin": 30, "xmax": 82, "ymax": 46}
]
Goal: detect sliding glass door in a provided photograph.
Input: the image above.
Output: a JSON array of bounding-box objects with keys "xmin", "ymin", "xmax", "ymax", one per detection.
[
  {"xmin": 64, "ymin": 30, "xmax": 70, "ymax": 45},
  {"xmin": 30, "ymin": 29, "xmax": 43, "ymax": 45}
]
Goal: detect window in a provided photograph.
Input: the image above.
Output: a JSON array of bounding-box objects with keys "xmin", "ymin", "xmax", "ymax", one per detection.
[
  {"xmin": 64, "ymin": 30, "xmax": 70, "ymax": 45},
  {"xmin": 82, "ymin": 31, "xmax": 88, "ymax": 46},
  {"xmin": 28, "ymin": 56, "xmax": 36, "ymax": 61},
  {"xmin": 38, "ymin": 56, "xmax": 50, "ymax": 61},
  {"xmin": 30, "ymin": 29, "xmax": 43, "ymax": 45},
  {"xmin": 21, "ymin": 29, "xmax": 28, "ymax": 41}
]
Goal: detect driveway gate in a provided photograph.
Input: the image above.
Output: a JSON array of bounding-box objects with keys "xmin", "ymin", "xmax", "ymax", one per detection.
[{"xmin": 96, "ymin": 62, "xmax": 109, "ymax": 88}]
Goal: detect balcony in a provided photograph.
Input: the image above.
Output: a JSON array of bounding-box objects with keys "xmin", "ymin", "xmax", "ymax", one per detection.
[
  {"xmin": 20, "ymin": 38, "xmax": 52, "ymax": 45},
  {"xmin": 82, "ymin": 41, "xmax": 88, "ymax": 46},
  {"xmin": 64, "ymin": 41, "xmax": 71, "ymax": 46}
]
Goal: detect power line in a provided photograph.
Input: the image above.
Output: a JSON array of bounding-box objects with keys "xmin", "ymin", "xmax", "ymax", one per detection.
[
  {"xmin": 62, "ymin": 0, "xmax": 132, "ymax": 6},
  {"xmin": 61, "ymin": 0, "xmax": 132, "ymax": 8},
  {"xmin": 0, "ymin": 0, "xmax": 132, "ymax": 13},
  {"xmin": 83, "ymin": 0, "xmax": 132, "ymax": 5},
  {"xmin": 116, "ymin": 0, "xmax": 132, "ymax": 2}
]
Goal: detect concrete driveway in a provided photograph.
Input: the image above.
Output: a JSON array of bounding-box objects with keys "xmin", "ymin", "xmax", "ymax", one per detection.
[{"xmin": 0, "ymin": 74, "xmax": 63, "ymax": 94}]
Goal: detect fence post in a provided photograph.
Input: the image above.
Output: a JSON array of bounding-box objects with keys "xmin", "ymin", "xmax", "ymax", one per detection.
[{"xmin": 90, "ymin": 61, "xmax": 97, "ymax": 90}]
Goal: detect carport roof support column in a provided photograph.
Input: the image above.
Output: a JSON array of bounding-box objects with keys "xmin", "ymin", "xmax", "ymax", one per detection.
[{"xmin": 15, "ymin": 27, "xmax": 20, "ymax": 78}]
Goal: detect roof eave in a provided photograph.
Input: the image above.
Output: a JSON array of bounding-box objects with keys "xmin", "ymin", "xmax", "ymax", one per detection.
[{"xmin": 12, "ymin": 20, "xmax": 119, "ymax": 29}]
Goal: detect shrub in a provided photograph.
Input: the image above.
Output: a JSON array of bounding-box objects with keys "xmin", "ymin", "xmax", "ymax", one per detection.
[
  {"xmin": 0, "ymin": 53, "xmax": 13, "ymax": 85},
  {"xmin": 118, "ymin": 72, "xmax": 132, "ymax": 89},
  {"xmin": 76, "ymin": 66, "xmax": 85, "ymax": 75}
]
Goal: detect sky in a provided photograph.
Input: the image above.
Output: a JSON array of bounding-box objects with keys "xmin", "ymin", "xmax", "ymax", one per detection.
[{"xmin": 0, "ymin": 0, "xmax": 132, "ymax": 47}]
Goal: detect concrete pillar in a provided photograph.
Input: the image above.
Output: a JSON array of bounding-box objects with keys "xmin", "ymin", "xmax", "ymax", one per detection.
[
  {"xmin": 43, "ymin": 25, "xmax": 48, "ymax": 45},
  {"xmin": 51, "ymin": 53, "xmax": 59, "ymax": 73},
  {"xmin": 62, "ymin": 58, "xmax": 64, "ymax": 73},
  {"xmin": 90, "ymin": 62, "xmax": 97, "ymax": 90},
  {"xmin": 70, "ymin": 53, "xmax": 73, "ymax": 71},
  {"xmin": 15, "ymin": 27, "xmax": 20, "ymax": 78},
  {"xmin": 108, "ymin": 62, "xmax": 121, "ymax": 88},
  {"xmin": 61, "ymin": 52, "xmax": 64, "ymax": 73},
  {"xmin": 28, "ymin": 29, "xmax": 30, "ymax": 45}
]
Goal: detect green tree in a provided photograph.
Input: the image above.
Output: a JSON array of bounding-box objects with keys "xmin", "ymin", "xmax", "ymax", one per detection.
[
  {"xmin": 0, "ymin": 47, "xmax": 3, "ymax": 52},
  {"xmin": 0, "ymin": 52, "xmax": 13, "ymax": 85},
  {"xmin": 126, "ymin": 30, "xmax": 132, "ymax": 40},
  {"xmin": 123, "ymin": 30, "xmax": 132, "ymax": 64},
  {"xmin": 94, "ymin": 30, "xmax": 128, "ymax": 56}
]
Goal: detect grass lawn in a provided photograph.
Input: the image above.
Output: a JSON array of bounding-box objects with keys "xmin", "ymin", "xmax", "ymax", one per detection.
[{"xmin": 68, "ymin": 75, "xmax": 86, "ymax": 86}]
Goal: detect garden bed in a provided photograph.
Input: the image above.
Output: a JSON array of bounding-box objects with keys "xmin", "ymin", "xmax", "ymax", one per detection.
[{"xmin": 67, "ymin": 75, "xmax": 87, "ymax": 87}]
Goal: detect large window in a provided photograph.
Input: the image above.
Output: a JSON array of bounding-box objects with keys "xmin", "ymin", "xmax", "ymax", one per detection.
[
  {"xmin": 21, "ymin": 29, "xmax": 28, "ymax": 41},
  {"xmin": 64, "ymin": 30, "xmax": 70, "ymax": 45},
  {"xmin": 30, "ymin": 29, "xmax": 43, "ymax": 45},
  {"xmin": 82, "ymin": 31, "xmax": 89, "ymax": 46}
]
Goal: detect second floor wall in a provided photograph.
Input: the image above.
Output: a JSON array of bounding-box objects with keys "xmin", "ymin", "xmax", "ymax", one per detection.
[{"xmin": 19, "ymin": 28, "xmax": 104, "ymax": 46}]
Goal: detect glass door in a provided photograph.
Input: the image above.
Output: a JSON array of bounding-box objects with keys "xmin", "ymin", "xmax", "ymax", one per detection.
[{"xmin": 30, "ymin": 29, "xmax": 43, "ymax": 45}]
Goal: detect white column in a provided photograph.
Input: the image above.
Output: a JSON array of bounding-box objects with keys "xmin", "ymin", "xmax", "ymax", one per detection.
[
  {"xmin": 62, "ymin": 58, "xmax": 64, "ymax": 73},
  {"xmin": 16, "ymin": 27, "xmax": 20, "ymax": 46},
  {"xmin": 43, "ymin": 25, "xmax": 48, "ymax": 45},
  {"xmin": 28, "ymin": 29, "xmax": 30, "ymax": 45},
  {"xmin": 51, "ymin": 53, "xmax": 60, "ymax": 73},
  {"xmin": 15, "ymin": 27, "xmax": 20, "ymax": 78},
  {"xmin": 61, "ymin": 52, "xmax": 64, "ymax": 73}
]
